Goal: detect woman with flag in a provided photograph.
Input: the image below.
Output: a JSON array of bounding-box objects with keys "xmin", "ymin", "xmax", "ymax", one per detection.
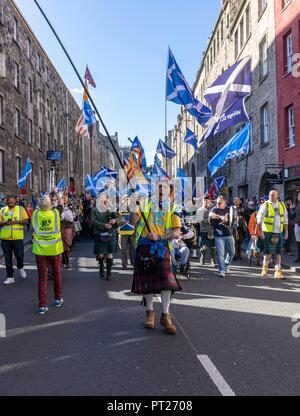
[{"xmin": 130, "ymin": 179, "xmax": 182, "ymax": 335}]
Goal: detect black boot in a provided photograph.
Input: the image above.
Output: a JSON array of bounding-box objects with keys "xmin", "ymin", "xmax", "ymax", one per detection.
[
  {"xmin": 99, "ymin": 258, "xmax": 105, "ymax": 278},
  {"xmin": 294, "ymin": 243, "xmax": 300, "ymax": 263},
  {"xmin": 106, "ymin": 258, "xmax": 113, "ymax": 281}
]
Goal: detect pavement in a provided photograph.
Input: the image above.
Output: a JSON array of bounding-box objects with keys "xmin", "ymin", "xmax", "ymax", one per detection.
[{"xmin": 1, "ymin": 238, "xmax": 300, "ymax": 396}]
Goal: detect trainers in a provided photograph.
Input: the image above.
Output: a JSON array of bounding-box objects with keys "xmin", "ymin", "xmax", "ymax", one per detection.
[
  {"xmin": 144, "ymin": 310, "xmax": 155, "ymax": 329},
  {"xmin": 3, "ymin": 278, "xmax": 15, "ymax": 285},
  {"xmin": 225, "ymin": 266, "xmax": 230, "ymax": 274},
  {"xmin": 19, "ymin": 269, "xmax": 27, "ymax": 279},
  {"xmin": 160, "ymin": 313, "xmax": 176, "ymax": 335},
  {"xmin": 53, "ymin": 298, "xmax": 64, "ymax": 308},
  {"xmin": 37, "ymin": 307, "xmax": 49, "ymax": 315},
  {"xmin": 219, "ymin": 272, "xmax": 226, "ymax": 278},
  {"xmin": 274, "ymin": 270, "xmax": 285, "ymax": 280}
]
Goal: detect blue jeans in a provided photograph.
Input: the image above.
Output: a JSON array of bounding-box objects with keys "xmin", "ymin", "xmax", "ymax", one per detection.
[
  {"xmin": 1, "ymin": 240, "xmax": 24, "ymax": 277},
  {"xmin": 215, "ymin": 236, "xmax": 235, "ymax": 273}
]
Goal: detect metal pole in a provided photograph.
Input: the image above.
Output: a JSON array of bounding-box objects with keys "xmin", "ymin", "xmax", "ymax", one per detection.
[{"xmin": 66, "ymin": 90, "xmax": 70, "ymax": 189}]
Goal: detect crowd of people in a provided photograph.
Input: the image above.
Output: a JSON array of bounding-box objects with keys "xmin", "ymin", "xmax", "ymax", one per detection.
[{"xmin": 1, "ymin": 183, "xmax": 300, "ymax": 334}]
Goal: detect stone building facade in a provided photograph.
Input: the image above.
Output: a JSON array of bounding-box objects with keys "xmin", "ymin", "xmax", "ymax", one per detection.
[
  {"xmin": 0, "ymin": 0, "xmax": 116, "ymax": 197},
  {"xmin": 172, "ymin": 0, "xmax": 280, "ymax": 201}
]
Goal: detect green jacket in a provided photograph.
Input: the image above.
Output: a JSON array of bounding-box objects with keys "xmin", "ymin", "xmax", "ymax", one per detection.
[{"xmin": 91, "ymin": 209, "xmax": 122, "ymax": 235}]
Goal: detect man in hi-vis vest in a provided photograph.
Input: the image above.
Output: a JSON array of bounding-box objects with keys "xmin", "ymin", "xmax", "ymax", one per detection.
[
  {"xmin": 32, "ymin": 196, "xmax": 64, "ymax": 315},
  {"xmin": 0, "ymin": 196, "xmax": 29, "ymax": 285},
  {"xmin": 256, "ymin": 190, "xmax": 288, "ymax": 279}
]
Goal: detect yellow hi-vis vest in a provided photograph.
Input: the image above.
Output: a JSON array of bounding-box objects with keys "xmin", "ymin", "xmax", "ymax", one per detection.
[
  {"xmin": 32, "ymin": 209, "xmax": 64, "ymax": 256},
  {"xmin": 262, "ymin": 201, "xmax": 286, "ymax": 233},
  {"xmin": 135, "ymin": 200, "xmax": 178, "ymax": 251},
  {"xmin": 0, "ymin": 206, "xmax": 25, "ymax": 240}
]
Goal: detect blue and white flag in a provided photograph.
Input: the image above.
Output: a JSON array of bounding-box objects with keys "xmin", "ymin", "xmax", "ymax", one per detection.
[
  {"xmin": 18, "ymin": 158, "xmax": 32, "ymax": 188},
  {"xmin": 56, "ymin": 178, "xmax": 66, "ymax": 191},
  {"xmin": 153, "ymin": 164, "xmax": 169, "ymax": 179},
  {"xmin": 86, "ymin": 175, "xmax": 97, "ymax": 197},
  {"xmin": 184, "ymin": 128, "xmax": 199, "ymax": 153},
  {"xmin": 202, "ymin": 57, "xmax": 252, "ymax": 141},
  {"xmin": 101, "ymin": 166, "xmax": 118, "ymax": 180},
  {"xmin": 166, "ymin": 48, "xmax": 212, "ymax": 126},
  {"xmin": 83, "ymin": 101, "xmax": 96, "ymax": 126},
  {"xmin": 93, "ymin": 168, "xmax": 108, "ymax": 185},
  {"xmin": 208, "ymin": 123, "xmax": 251, "ymax": 176},
  {"xmin": 154, "ymin": 154, "xmax": 162, "ymax": 168},
  {"xmin": 131, "ymin": 136, "xmax": 147, "ymax": 172},
  {"xmin": 156, "ymin": 139, "xmax": 176, "ymax": 160}
]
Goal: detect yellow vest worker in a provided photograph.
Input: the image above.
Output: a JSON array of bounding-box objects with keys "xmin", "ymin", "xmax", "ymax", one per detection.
[
  {"xmin": 0, "ymin": 205, "xmax": 28, "ymax": 240},
  {"xmin": 32, "ymin": 209, "xmax": 64, "ymax": 256}
]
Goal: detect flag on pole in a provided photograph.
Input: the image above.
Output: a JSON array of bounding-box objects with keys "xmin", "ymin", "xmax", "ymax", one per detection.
[
  {"xmin": 18, "ymin": 158, "xmax": 32, "ymax": 188},
  {"xmin": 184, "ymin": 128, "xmax": 199, "ymax": 153},
  {"xmin": 166, "ymin": 47, "xmax": 212, "ymax": 126},
  {"xmin": 153, "ymin": 164, "xmax": 169, "ymax": 179},
  {"xmin": 156, "ymin": 139, "xmax": 176, "ymax": 159},
  {"xmin": 208, "ymin": 123, "xmax": 251, "ymax": 176},
  {"xmin": 56, "ymin": 178, "xmax": 66, "ymax": 191},
  {"xmin": 202, "ymin": 57, "xmax": 252, "ymax": 141},
  {"xmin": 84, "ymin": 65, "xmax": 96, "ymax": 88},
  {"xmin": 83, "ymin": 82, "xmax": 96, "ymax": 126},
  {"xmin": 75, "ymin": 115, "xmax": 90, "ymax": 139},
  {"xmin": 154, "ymin": 154, "xmax": 162, "ymax": 168},
  {"xmin": 208, "ymin": 177, "xmax": 226, "ymax": 199},
  {"xmin": 101, "ymin": 166, "xmax": 118, "ymax": 180},
  {"xmin": 130, "ymin": 136, "xmax": 147, "ymax": 172},
  {"xmin": 86, "ymin": 175, "xmax": 97, "ymax": 197},
  {"xmin": 93, "ymin": 168, "xmax": 108, "ymax": 185}
]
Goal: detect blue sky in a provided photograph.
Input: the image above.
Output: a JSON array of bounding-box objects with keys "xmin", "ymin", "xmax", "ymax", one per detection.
[{"xmin": 15, "ymin": 0, "xmax": 220, "ymax": 162}]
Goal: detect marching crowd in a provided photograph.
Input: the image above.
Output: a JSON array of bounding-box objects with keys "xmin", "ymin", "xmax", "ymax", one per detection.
[{"xmin": 1, "ymin": 183, "xmax": 300, "ymax": 334}]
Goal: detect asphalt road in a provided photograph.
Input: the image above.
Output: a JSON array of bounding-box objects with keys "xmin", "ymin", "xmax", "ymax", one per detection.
[{"xmin": 0, "ymin": 238, "xmax": 300, "ymax": 396}]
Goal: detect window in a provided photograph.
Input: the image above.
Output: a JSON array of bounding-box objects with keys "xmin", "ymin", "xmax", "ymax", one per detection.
[
  {"xmin": 239, "ymin": 18, "xmax": 244, "ymax": 50},
  {"xmin": 37, "ymin": 90, "xmax": 41, "ymax": 112},
  {"xmin": 46, "ymin": 99, "xmax": 50, "ymax": 119},
  {"xmin": 13, "ymin": 17, "xmax": 18, "ymax": 43},
  {"xmin": 36, "ymin": 52, "xmax": 41, "ymax": 73},
  {"xmin": 285, "ymin": 32, "xmax": 293, "ymax": 74},
  {"xmin": 221, "ymin": 19, "xmax": 224, "ymax": 42},
  {"xmin": 39, "ymin": 167, "xmax": 43, "ymax": 191},
  {"xmin": 26, "ymin": 38, "xmax": 31, "ymax": 60},
  {"xmin": 287, "ymin": 106, "xmax": 295, "ymax": 147},
  {"xmin": 260, "ymin": 103, "xmax": 269, "ymax": 145},
  {"xmin": 259, "ymin": 35, "xmax": 268, "ymax": 80},
  {"xmin": 15, "ymin": 108, "xmax": 20, "ymax": 136},
  {"xmin": 47, "ymin": 133, "xmax": 50, "ymax": 150},
  {"xmin": 39, "ymin": 127, "xmax": 42, "ymax": 149},
  {"xmin": 0, "ymin": 150, "xmax": 4, "ymax": 183},
  {"xmin": 258, "ymin": 0, "xmax": 267, "ymax": 17},
  {"xmin": 234, "ymin": 30, "xmax": 239, "ymax": 58},
  {"xmin": 16, "ymin": 156, "xmax": 21, "ymax": 185},
  {"xmin": 28, "ymin": 119, "xmax": 33, "ymax": 144},
  {"xmin": 14, "ymin": 62, "xmax": 20, "ymax": 89},
  {"xmin": 0, "ymin": 95, "xmax": 3, "ymax": 126},
  {"xmin": 28, "ymin": 78, "xmax": 32, "ymax": 103},
  {"xmin": 0, "ymin": 0, "xmax": 4, "ymax": 25},
  {"xmin": 245, "ymin": 6, "xmax": 250, "ymax": 40}
]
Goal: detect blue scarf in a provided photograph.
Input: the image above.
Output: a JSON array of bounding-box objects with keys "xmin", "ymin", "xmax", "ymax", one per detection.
[{"xmin": 138, "ymin": 237, "xmax": 167, "ymax": 259}]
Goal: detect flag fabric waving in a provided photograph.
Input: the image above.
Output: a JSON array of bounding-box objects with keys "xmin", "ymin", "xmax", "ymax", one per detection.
[
  {"xmin": 83, "ymin": 82, "xmax": 96, "ymax": 126},
  {"xmin": 101, "ymin": 166, "xmax": 118, "ymax": 180},
  {"xmin": 153, "ymin": 164, "xmax": 169, "ymax": 180},
  {"xmin": 18, "ymin": 158, "xmax": 32, "ymax": 188},
  {"xmin": 208, "ymin": 176, "xmax": 226, "ymax": 200},
  {"xmin": 56, "ymin": 178, "xmax": 66, "ymax": 192},
  {"xmin": 202, "ymin": 57, "xmax": 252, "ymax": 141},
  {"xmin": 75, "ymin": 115, "xmax": 90, "ymax": 139},
  {"xmin": 184, "ymin": 128, "xmax": 199, "ymax": 153},
  {"xmin": 156, "ymin": 139, "xmax": 176, "ymax": 159},
  {"xmin": 131, "ymin": 136, "xmax": 147, "ymax": 172},
  {"xmin": 154, "ymin": 154, "xmax": 162, "ymax": 168},
  {"xmin": 208, "ymin": 123, "xmax": 251, "ymax": 176},
  {"xmin": 166, "ymin": 48, "xmax": 212, "ymax": 126},
  {"xmin": 84, "ymin": 65, "xmax": 96, "ymax": 88},
  {"xmin": 86, "ymin": 175, "xmax": 97, "ymax": 197}
]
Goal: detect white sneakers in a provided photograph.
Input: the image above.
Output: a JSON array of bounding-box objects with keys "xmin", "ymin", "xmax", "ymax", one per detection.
[
  {"xmin": 3, "ymin": 269, "xmax": 27, "ymax": 285},
  {"xmin": 19, "ymin": 269, "xmax": 27, "ymax": 279},
  {"xmin": 3, "ymin": 278, "xmax": 15, "ymax": 285}
]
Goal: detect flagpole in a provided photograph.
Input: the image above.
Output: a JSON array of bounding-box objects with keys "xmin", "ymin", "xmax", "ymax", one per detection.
[
  {"xmin": 165, "ymin": 46, "xmax": 169, "ymax": 176},
  {"xmin": 33, "ymin": 0, "xmax": 124, "ymax": 172}
]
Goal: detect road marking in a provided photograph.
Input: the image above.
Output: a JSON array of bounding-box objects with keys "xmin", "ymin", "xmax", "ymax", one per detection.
[{"xmin": 197, "ymin": 355, "xmax": 236, "ymax": 397}]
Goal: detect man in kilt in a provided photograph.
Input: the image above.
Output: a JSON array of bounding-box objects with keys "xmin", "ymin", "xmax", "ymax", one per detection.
[
  {"xmin": 256, "ymin": 190, "xmax": 288, "ymax": 279},
  {"xmin": 131, "ymin": 181, "xmax": 182, "ymax": 335},
  {"xmin": 195, "ymin": 195, "xmax": 216, "ymax": 267}
]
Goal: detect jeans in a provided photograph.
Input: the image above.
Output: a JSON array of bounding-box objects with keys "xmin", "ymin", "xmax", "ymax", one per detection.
[
  {"xmin": 172, "ymin": 247, "xmax": 190, "ymax": 267},
  {"xmin": 215, "ymin": 236, "xmax": 235, "ymax": 273},
  {"xmin": 1, "ymin": 240, "xmax": 24, "ymax": 277}
]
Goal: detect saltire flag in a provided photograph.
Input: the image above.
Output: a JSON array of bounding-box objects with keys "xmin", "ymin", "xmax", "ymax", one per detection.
[
  {"xmin": 208, "ymin": 176, "xmax": 226, "ymax": 200},
  {"xmin": 75, "ymin": 115, "xmax": 90, "ymax": 139},
  {"xmin": 18, "ymin": 158, "xmax": 32, "ymax": 188},
  {"xmin": 131, "ymin": 136, "xmax": 147, "ymax": 172},
  {"xmin": 166, "ymin": 47, "xmax": 212, "ymax": 126},
  {"xmin": 184, "ymin": 128, "xmax": 199, "ymax": 153},
  {"xmin": 154, "ymin": 154, "xmax": 162, "ymax": 168},
  {"xmin": 101, "ymin": 166, "xmax": 118, "ymax": 180},
  {"xmin": 156, "ymin": 139, "xmax": 176, "ymax": 159},
  {"xmin": 208, "ymin": 123, "xmax": 251, "ymax": 176},
  {"xmin": 86, "ymin": 175, "xmax": 97, "ymax": 198},
  {"xmin": 202, "ymin": 57, "xmax": 252, "ymax": 141},
  {"xmin": 153, "ymin": 164, "xmax": 169, "ymax": 179},
  {"xmin": 93, "ymin": 168, "xmax": 108, "ymax": 185},
  {"xmin": 84, "ymin": 65, "xmax": 96, "ymax": 88},
  {"xmin": 56, "ymin": 178, "xmax": 66, "ymax": 191}
]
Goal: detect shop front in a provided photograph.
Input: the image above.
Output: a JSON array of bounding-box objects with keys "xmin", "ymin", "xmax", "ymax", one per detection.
[{"xmin": 284, "ymin": 165, "xmax": 300, "ymax": 202}]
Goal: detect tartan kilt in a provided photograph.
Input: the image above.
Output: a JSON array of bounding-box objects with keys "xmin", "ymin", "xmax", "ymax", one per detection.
[
  {"xmin": 199, "ymin": 232, "xmax": 215, "ymax": 249},
  {"xmin": 262, "ymin": 233, "xmax": 282, "ymax": 255},
  {"xmin": 131, "ymin": 245, "xmax": 182, "ymax": 295}
]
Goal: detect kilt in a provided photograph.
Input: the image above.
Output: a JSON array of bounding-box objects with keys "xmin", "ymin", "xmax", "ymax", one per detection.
[
  {"xmin": 131, "ymin": 245, "xmax": 182, "ymax": 295},
  {"xmin": 199, "ymin": 232, "xmax": 215, "ymax": 249},
  {"xmin": 94, "ymin": 232, "xmax": 118, "ymax": 255},
  {"xmin": 262, "ymin": 233, "xmax": 282, "ymax": 255},
  {"xmin": 61, "ymin": 227, "xmax": 73, "ymax": 253}
]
